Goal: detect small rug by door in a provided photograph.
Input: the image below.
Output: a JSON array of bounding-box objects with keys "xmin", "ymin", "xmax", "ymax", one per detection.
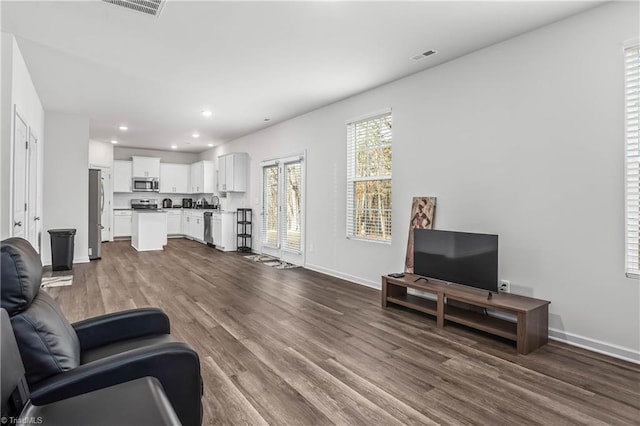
[
  {"xmin": 244, "ymin": 255, "xmax": 300, "ymax": 270},
  {"xmin": 41, "ymin": 276, "xmax": 73, "ymax": 288}
]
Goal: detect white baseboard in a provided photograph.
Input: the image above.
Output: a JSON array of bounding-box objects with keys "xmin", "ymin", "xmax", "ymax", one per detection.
[
  {"xmin": 305, "ymin": 263, "xmax": 640, "ymax": 365},
  {"xmin": 549, "ymin": 328, "xmax": 640, "ymax": 364},
  {"xmin": 304, "ymin": 263, "xmax": 380, "ymax": 289}
]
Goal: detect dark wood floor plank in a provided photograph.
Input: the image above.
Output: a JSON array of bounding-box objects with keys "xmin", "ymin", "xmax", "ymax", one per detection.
[{"xmin": 45, "ymin": 240, "xmax": 640, "ymax": 425}]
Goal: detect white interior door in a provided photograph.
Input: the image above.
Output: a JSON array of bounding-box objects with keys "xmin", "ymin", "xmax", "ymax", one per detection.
[
  {"xmin": 12, "ymin": 110, "xmax": 28, "ymax": 239},
  {"xmin": 261, "ymin": 154, "xmax": 305, "ymax": 265},
  {"xmin": 27, "ymin": 129, "xmax": 40, "ymax": 252}
]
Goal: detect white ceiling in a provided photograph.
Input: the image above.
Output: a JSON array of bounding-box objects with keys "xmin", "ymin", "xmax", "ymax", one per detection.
[{"xmin": 1, "ymin": 0, "xmax": 603, "ymax": 152}]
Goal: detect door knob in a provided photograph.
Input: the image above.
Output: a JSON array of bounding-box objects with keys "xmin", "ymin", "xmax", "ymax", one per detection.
[{"xmin": 14, "ymin": 221, "xmax": 22, "ymax": 227}]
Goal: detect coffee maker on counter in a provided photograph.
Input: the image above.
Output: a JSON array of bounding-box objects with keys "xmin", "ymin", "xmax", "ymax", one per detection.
[{"xmin": 182, "ymin": 198, "xmax": 193, "ymax": 208}]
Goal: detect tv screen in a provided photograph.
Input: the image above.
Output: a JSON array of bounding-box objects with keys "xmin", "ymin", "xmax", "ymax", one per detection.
[{"xmin": 414, "ymin": 229, "xmax": 498, "ymax": 293}]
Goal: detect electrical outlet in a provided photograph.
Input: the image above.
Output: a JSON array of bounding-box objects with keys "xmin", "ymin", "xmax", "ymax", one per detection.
[{"xmin": 499, "ymin": 280, "xmax": 510, "ymax": 293}]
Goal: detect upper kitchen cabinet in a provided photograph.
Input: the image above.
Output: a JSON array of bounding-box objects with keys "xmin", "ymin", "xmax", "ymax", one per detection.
[
  {"xmin": 160, "ymin": 163, "xmax": 189, "ymax": 194},
  {"xmin": 132, "ymin": 156, "xmax": 160, "ymax": 178},
  {"xmin": 218, "ymin": 153, "xmax": 248, "ymax": 192},
  {"xmin": 113, "ymin": 160, "xmax": 132, "ymax": 192},
  {"xmin": 190, "ymin": 161, "xmax": 215, "ymax": 194}
]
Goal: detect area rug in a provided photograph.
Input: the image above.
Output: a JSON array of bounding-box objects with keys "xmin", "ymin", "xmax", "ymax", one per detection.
[
  {"xmin": 41, "ymin": 276, "xmax": 73, "ymax": 288},
  {"xmin": 244, "ymin": 254, "xmax": 300, "ymax": 270},
  {"xmin": 244, "ymin": 254, "xmax": 278, "ymax": 263}
]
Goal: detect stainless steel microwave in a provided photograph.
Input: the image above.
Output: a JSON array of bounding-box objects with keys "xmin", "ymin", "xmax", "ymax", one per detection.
[{"xmin": 132, "ymin": 177, "xmax": 159, "ymax": 192}]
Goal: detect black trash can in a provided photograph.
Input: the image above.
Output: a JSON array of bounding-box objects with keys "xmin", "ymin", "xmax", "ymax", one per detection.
[{"xmin": 48, "ymin": 228, "xmax": 76, "ymax": 271}]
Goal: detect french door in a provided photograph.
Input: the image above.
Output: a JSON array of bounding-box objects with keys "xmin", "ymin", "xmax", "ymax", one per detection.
[{"xmin": 261, "ymin": 154, "xmax": 305, "ymax": 265}]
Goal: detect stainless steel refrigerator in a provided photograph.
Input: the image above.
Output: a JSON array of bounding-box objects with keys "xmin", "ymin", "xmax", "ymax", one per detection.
[{"xmin": 88, "ymin": 169, "xmax": 103, "ymax": 259}]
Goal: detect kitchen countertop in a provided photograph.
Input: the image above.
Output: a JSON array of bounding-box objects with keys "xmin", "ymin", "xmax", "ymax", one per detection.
[{"xmin": 115, "ymin": 207, "xmax": 236, "ymax": 212}]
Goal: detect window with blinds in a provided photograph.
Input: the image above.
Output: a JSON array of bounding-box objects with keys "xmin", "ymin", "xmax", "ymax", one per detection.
[
  {"xmin": 625, "ymin": 43, "xmax": 640, "ymax": 278},
  {"xmin": 346, "ymin": 110, "xmax": 392, "ymax": 242}
]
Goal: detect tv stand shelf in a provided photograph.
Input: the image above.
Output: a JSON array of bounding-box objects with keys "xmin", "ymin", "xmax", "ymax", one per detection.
[{"xmin": 382, "ymin": 274, "xmax": 550, "ymax": 354}]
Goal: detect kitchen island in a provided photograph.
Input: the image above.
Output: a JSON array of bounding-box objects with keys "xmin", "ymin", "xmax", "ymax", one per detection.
[{"xmin": 131, "ymin": 210, "xmax": 167, "ymax": 251}]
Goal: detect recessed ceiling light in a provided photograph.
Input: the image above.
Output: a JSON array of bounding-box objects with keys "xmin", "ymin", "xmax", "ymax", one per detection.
[
  {"xmin": 207, "ymin": 143, "xmax": 214, "ymax": 147},
  {"xmin": 119, "ymin": 125, "xmax": 128, "ymax": 131},
  {"xmin": 201, "ymin": 110, "xmax": 212, "ymax": 118},
  {"xmin": 192, "ymin": 133, "xmax": 200, "ymax": 138},
  {"xmin": 111, "ymin": 140, "xmax": 118, "ymax": 144},
  {"xmin": 171, "ymin": 145, "xmax": 177, "ymax": 149}
]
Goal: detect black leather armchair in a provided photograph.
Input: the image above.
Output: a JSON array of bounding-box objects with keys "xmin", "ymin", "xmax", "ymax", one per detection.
[
  {"xmin": 1, "ymin": 237, "xmax": 203, "ymax": 425},
  {"xmin": 1, "ymin": 308, "xmax": 182, "ymax": 425}
]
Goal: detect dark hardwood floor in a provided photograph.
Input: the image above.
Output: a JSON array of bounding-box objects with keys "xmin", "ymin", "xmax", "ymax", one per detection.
[{"xmin": 46, "ymin": 239, "xmax": 640, "ymax": 425}]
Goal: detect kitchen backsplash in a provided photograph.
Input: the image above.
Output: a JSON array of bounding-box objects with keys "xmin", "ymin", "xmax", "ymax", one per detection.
[{"xmin": 113, "ymin": 191, "xmax": 248, "ymax": 211}]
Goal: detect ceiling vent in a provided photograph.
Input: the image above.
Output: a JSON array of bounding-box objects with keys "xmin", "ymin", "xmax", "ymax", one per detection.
[
  {"xmin": 411, "ymin": 50, "xmax": 438, "ymax": 61},
  {"xmin": 102, "ymin": 0, "xmax": 166, "ymax": 17}
]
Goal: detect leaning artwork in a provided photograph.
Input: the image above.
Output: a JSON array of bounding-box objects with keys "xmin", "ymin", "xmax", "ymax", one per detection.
[{"xmin": 405, "ymin": 197, "xmax": 436, "ymax": 273}]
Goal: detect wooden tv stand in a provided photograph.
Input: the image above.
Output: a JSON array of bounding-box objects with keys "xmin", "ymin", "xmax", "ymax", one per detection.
[{"xmin": 382, "ymin": 274, "xmax": 550, "ymax": 354}]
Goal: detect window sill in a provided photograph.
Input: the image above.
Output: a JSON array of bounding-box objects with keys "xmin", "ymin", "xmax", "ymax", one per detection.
[{"xmin": 625, "ymin": 272, "xmax": 639, "ymax": 279}]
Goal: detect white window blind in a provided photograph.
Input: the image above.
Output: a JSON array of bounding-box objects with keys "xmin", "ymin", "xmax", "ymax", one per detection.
[
  {"xmin": 281, "ymin": 160, "xmax": 303, "ymax": 253},
  {"xmin": 625, "ymin": 43, "xmax": 640, "ymax": 278},
  {"xmin": 262, "ymin": 164, "xmax": 279, "ymax": 248},
  {"xmin": 346, "ymin": 110, "xmax": 392, "ymax": 242}
]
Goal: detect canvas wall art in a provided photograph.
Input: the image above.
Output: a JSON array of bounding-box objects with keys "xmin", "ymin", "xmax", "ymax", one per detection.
[{"xmin": 405, "ymin": 197, "xmax": 437, "ymax": 273}]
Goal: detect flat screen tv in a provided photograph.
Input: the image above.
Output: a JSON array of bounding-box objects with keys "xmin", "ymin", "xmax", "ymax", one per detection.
[{"xmin": 414, "ymin": 229, "xmax": 498, "ymax": 293}]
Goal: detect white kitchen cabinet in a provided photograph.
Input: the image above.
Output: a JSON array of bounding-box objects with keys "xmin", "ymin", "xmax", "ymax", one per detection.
[
  {"xmin": 166, "ymin": 210, "xmax": 182, "ymax": 235},
  {"xmin": 218, "ymin": 153, "xmax": 248, "ymax": 192},
  {"xmin": 182, "ymin": 212, "xmax": 191, "ymax": 238},
  {"xmin": 113, "ymin": 161, "xmax": 132, "ymax": 193},
  {"xmin": 189, "ymin": 161, "xmax": 214, "ymax": 194},
  {"xmin": 160, "ymin": 163, "xmax": 189, "ymax": 194},
  {"xmin": 213, "ymin": 211, "xmax": 236, "ymax": 251},
  {"xmin": 192, "ymin": 214, "xmax": 204, "ymax": 241},
  {"xmin": 131, "ymin": 211, "xmax": 167, "ymax": 251},
  {"xmin": 113, "ymin": 210, "xmax": 132, "ymax": 237},
  {"xmin": 182, "ymin": 211, "xmax": 204, "ymax": 241},
  {"xmin": 212, "ymin": 214, "xmax": 221, "ymax": 246},
  {"xmin": 132, "ymin": 156, "xmax": 160, "ymax": 178}
]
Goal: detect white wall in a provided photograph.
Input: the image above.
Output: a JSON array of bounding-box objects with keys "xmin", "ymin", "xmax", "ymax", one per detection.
[
  {"xmin": 42, "ymin": 112, "xmax": 90, "ymax": 265},
  {"xmin": 207, "ymin": 2, "xmax": 640, "ymax": 361},
  {"xmin": 114, "ymin": 146, "xmax": 198, "ymax": 164},
  {"xmin": 89, "ymin": 139, "xmax": 113, "ymax": 167},
  {"xmin": 1, "ymin": 33, "xmax": 45, "ymax": 242},
  {"xmin": 1, "ymin": 34, "xmax": 14, "ymax": 240}
]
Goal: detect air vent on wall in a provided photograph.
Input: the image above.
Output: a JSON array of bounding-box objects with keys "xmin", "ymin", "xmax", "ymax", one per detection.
[
  {"xmin": 411, "ymin": 50, "xmax": 438, "ymax": 61},
  {"xmin": 102, "ymin": 0, "xmax": 166, "ymax": 17}
]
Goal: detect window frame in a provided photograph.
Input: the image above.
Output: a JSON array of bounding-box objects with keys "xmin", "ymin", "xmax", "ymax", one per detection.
[
  {"xmin": 624, "ymin": 41, "xmax": 640, "ymax": 279},
  {"xmin": 346, "ymin": 109, "xmax": 393, "ymax": 243}
]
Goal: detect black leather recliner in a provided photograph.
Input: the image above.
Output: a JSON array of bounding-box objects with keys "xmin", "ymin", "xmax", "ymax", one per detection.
[
  {"xmin": 1, "ymin": 308, "xmax": 182, "ymax": 425},
  {"xmin": 0, "ymin": 237, "xmax": 203, "ymax": 425}
]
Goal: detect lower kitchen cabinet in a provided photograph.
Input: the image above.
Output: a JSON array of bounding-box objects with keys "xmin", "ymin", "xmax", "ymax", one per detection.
[
  {"xmin": 192, "ymin": 214, "xmax": 204, "ymax": 242},
  {"xmin": 160, "ymin": 209, "xmax": 237, "ymax": 248},
  {"xmin": 113, "ymin": 210, "xmax": 132, "ymax": 237},
  {"xmin": 212, "ymin": 212, "xmax": 236, "ymax": 251},
  {"xmin": 182, "ymin": 213, "xmax": 192, "ymax": 238},
  {"xmin": 166, "ymin": 210, "xmax": 182, "ymax": 235},
  {"xmin": 183, "ymin": 211, "xmax": 204, "ymax": 242}
]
